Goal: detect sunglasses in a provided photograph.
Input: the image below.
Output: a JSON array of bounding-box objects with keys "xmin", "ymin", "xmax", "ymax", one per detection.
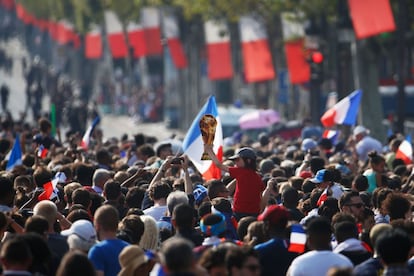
[
  {"xmin": 243, "ymin": 264, "xmax": 261, "ymax": 272},
  {"xmin": 346, "ymin": 203, "xmax": 364, "ymax": 209}
]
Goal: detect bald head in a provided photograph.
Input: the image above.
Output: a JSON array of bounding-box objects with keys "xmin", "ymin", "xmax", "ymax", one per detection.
[{"xmin": 33, "ymin": 201, "xmax": 58, "ymax": 229}]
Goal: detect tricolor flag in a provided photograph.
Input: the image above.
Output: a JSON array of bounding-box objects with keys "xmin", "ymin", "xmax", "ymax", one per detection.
[
  {"xmin": 183, "ymin": 96, "xmax": 223, "ymax": 180},
  {"xmin": 127, "ymin": 22, "xmax": 146, "ymax": 58},
  {"xmin": 141, "ymin": 7, "xmax": 162, "ymax": 56},
  {"xmin": 38, "ymin": 172, "xmax": 67, "ymax": 201},
  {"xmin": 317, "ymin": 188, "xmax": 329, "ymax": 207},
  {"xmin": 396, "ymin": 140, "xmax": 413, "ymax": 165},
  {"xmin": 104, "ymin": 11, "xmax": 128, "ymax": 58},
  {"xmin": 322, "ymin": 129, "xmax": 340, "ymax": 146},
  {"xmin": 204, "ymin": 20, "xmax": 233, "ymax": 80},
  {"xmin": 239, "ymin": 16, "xmax": 275, "ymax": 83},
  {"xmin": 163, "ymin": 13, "xmax": 187, "ymax": 69},
  {"xmin": 348, "ymin": 0, "xmax": 396, "ymax": 40},
  {"xmin": 288, "ymin": 224, "xmax": 306, "ymax": 253},
  {"xmin": 320, "ymin": 89, "xmax": 362, "ymax": 128},
  {"xmin": 80, "ymin": 116, "xmax": 101, "ymax": 150},
  {"xmin": 6, "ymin": 135, "xmax": 22, "ymax": 171},
  {"xmin": 85, "ymin": 25, "xmax": 102, "ymax": 59},
  {"xmin": 37, "ymin": 144, "xmax": 48, "ymax": 159}
]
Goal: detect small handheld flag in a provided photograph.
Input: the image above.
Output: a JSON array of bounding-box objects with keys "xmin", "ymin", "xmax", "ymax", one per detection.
[
  {"xmin": 288, "ymin": 224, "xmax": 306, "ymax": 253},
  {"xmin": 6, "ymin": 135, "xmax": 22, "ymax": 171}
]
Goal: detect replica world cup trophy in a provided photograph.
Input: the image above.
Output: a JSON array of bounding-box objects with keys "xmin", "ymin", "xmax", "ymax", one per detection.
[{"xmin": 199, "ymin": 114, "xmax": 217, "ymax": 160}]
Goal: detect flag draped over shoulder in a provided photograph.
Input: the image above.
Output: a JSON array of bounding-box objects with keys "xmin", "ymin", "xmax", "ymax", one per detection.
[
  {"xmin": 6, "ymin": 135, "xmax": 22, "ymax": 171},
  {"xmin": 81, "ymin": 116, "xmax": 101, "ymax": 150},
  {"xmin": 320, "ymin": 90, "xmax": 362, "ymax": 128},
  {"xmin": 183, "ymin": 96, "xmax": 223, "ymax": 180}
]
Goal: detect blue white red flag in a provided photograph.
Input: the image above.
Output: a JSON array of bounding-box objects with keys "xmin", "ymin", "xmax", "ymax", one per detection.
[
  {"xmin": 288, "ymin": 224, "xmax": 306, "ymax": 253},
  {"xmin": 183, "ymin": 96, "xmax": 223, "ymax": 180},
  {"xmin": 321, "ymin": 90, "xmax": 362, "ymax": 127},
  {"xmin": 6, "ymin": 135, "xmax": 22, "ymax": 171},
  {"xmin": 322, "ymin": 129, "xmax": 340, "ymax": 145},
  {"xmin": 37, "ymin": 144, "xmax": 48, "ymax": 158},
  {"xmin": 81, "ymin": 116, "xmax": 101, "ymax": 150},
  {"xmin": 396, "ymin": 139, "xmax": 413, "ymax": 165}
]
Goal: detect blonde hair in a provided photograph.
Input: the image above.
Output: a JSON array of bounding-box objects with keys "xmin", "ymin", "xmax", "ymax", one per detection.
[{"xmin": 139, "ymin": 215, "xmax": 159, "ymax": 251}]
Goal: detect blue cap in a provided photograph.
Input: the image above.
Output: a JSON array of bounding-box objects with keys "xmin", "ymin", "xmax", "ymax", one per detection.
[
  {"xmin": 193, "ymin": 184, "xmax": 208, "ymax": 205},
  {"xmin": 310, "ymin": 169, "xmax": 333, "ymax": 184}
]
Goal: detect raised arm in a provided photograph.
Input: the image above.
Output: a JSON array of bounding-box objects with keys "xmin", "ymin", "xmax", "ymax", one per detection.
[{"xmin": 204, "ymin": 144, "xmax": 229, "ymax": 172}]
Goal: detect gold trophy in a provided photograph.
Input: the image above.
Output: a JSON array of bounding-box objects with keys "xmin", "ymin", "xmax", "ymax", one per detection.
[{"xmin": 200, "ymin": 114, "xmax": 217, "ymax": 160}]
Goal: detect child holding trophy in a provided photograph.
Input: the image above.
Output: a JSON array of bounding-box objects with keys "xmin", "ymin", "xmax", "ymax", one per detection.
[{"xmin": 204, "ymin": 143, "xmax": 265, "ymax": 221}]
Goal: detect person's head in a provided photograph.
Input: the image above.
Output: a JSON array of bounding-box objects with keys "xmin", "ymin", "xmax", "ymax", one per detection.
[
  {"xmin": 352, "ymin": 175, "xmax": 369, "ymax": 192},
  {"xmin": 244, "ymin": 221, "xmax": 267, "ymax": 246},
  {"xmin": 376, "ymin": 228, "xmax": 411, "ymax": 267},
  {"xmin": 139, "ymin": 215, "xmax": 159, "ymax": 251},
  {"xmin": 237, "ymin": 216, "xmax": 256, "ymax": 241},
  {"xmin": 198, "ymin": 242, "xmax": 237, "ymax": 276},
  {"xmin": 339, "ymin": 191, "xmax": 365, "ymax": 222},
  {"xmin": 317, "ymin": 197, "xmax": 340, "ymax": 222},
  {"xmin": 94, "ymin": 205, "xmax": 119, "ymax": 236},
  {"xmin": 226, "ymin": 246, "xmax": 261, "ymax": 276},
  {"xmin": 32, "ymin": 166, "xmax": 53, "ymax": 188},
  {"xmin": 281, "ymin": 187, "xmax": 299, "ymax": 209},
  {"xmin": 172, "ymin": 203, "xmax": 196, "ymax": 230},
  {"xmin": 0, "ymin": 236, "xmax": 32, "ymax": 271},
  {"xmin": 64, "ymin": 182, "xmax": 82, "ymax": 205},
  {"xmin": 61, "ymin": 219, "xmax": 97, "ymax": 253},
  {"xmin": 228, "ymin": 147, "xmax": 257, "ymax": 170},
  {"xmin": 382, "ymin": 192, "xmax": 411, "ymax": 221},
  {"xmin": 103, "ymin": 180, "xmax": 121, "ymax": 201},
  {"xmin": 160, "ymin": 237, "xmax": 195, "ymax": 274},
  {"xmin": 148, "ymin": 180, "xmax": 171, "ymax": 201},
  {"xmin": 24, "ymin": 215, "xmax": 49, "ymax": 237},
  {"xmin": 310, "ymin": 169, "xmax": 334, "ymax": 189},
  {"xmin": 167, "ymin": 191, "xmax": 189, "ymax": 215},
  {"xmin": 369, "ymin": 223, "xmax": 393, "ymax": 254},
  {"xmin": 118, "ymin": 245, "xmax": 151, "ymax": 276},
  {"xmin": 353, "ymin": 125, "xmax": 368, "ymax": 142},
  {"xmin": 14, "ymin": 175, "xmax": 34, "ymax": 193},
  {"xmin": 92, "ymin": 168, "xmax": 111, "ymax": 189},
  {"xmin": 333, "ymin": 221, "xmax": 359, "ymax": 244},
  {"xmin": 96, "ymin": 149, "xmax": 112, "ymax": 166},
  {"xmin": 136, "ymin": 143, "xmax": 155, "ymax": 162},
  {"xmin": 306, "ymin": 216, "xmax": 333, "ymax": 250},
  {"xmin": 207, "ymin": 179, "xmax": 229, "ymax": 200},
  {"xmin": 368, "ymin": 151, "xmax": 385, "ymax": 173},
  {"xmin": 125, "ymin": 186, "xmax": 145, "ymax": 209},
  {"xmin": 33, "ymin": 200, "xmax": 58, "ymax": 231},
  {"xmin": 72, "ymin": 188, "xmax": 91, "ymax": 209},
  {"xmin": 117, "ymin": 215, "xmax": 145, "ymax": 245},
  {"xmin": 56, "ymin": 250, "xmax": 96, "ymax": 276},
  {"xmin": 257, "ymin": 205, "xmax": 289, "ymax": 236},
  {"xmin": 38, "ymin": 118, "xmax": 52, "ymax": 133},
  {"xmin": 155, "ymin": 142, "xmax": 173, "ymax": 159},
  {"xmin": 309, "ymin": 157, "xmax": 325, "ymax": 175}
]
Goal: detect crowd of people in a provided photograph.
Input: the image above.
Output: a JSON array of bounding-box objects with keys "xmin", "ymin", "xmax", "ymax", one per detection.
[{"xmin": 0, "ymin": 114, "xmax": 413, "ymax": 276}]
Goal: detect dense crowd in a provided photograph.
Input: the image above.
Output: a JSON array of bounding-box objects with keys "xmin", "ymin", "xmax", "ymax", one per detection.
[{"xmin": 0, "ymin": 115, "xmax": 413, "ymax": 276}]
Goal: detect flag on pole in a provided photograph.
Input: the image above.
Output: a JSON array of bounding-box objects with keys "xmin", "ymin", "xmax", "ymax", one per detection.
[
  {"xmin": 163, "ymin": 13, "xmax": 187, "ymax": 69},
  {"xmin": 85, "ymin": 25, "xmax": 102, "ymax": 59},
  {"xmin": 141, "ymin": 7, "xmax": 162, "ymax": 56},
  {"xmin": 183, "ymin": 96, "xmax": 223, "ymax": 180},
  {"xmin": 322, "ymin": 129, "xmax": 340, "ymax": 145},
  {"xmin": 80, "ymin": 116, "xmax": 101, "ymax": 150},
  {"xmin": 239, "ymin": 16, "xmax": 275, "ymax": 83},
  {"xmin": 348, "ymin": 0, "xmax": 396, "ymax": 40},
  {"xmin": 37, "ymin": 144, "xmax": 48, "ymax": 159},
  {"xmin": 6, "ymin": 135, "xmax": 22, "ymax": 171},
  {"xmin": 104, "ymin": 11, "xmax": 128, "ymax": 58},
  {"xmin": 288, "ymin": 224, "xmax": 306, "ymax": 253},
  {"xmin": 204, "ymin": 20, "xmax": 233, "ymax": 80},
  {"xmin": 320, "ymin": 90, "xmax": 362, "ymax": 128},
  {"xmin": 127, "ymin": 22, "xmax": 147, "ymax": 58},
  {"xmin": 396, "ymin": 140, "xmax": 413, "ymax": 165}
]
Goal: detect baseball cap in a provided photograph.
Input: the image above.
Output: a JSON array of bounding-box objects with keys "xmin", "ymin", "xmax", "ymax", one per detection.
[
  {"xmin": 309, "ymin": 169, "xmax": 333, "ymax": 184},
  {"xmin": 154, "ymin": 141, "xmax": 172, "ymax": 156},
  {"xmin": 257, "ymin": 205, "xmax": 289, "ymax": 226},
  {"xmin": 301, "ymin": 138, "xmax": 318, "ymax": 152},
  {"xmin": 228, "ymin": 147, "xmax": 256, "ymax": 160},
  {"xmin": 193, "ymin": 184, "xmax": 208, "ymax": 205},
  {"xmin": 119, "ymin": 245, "xmax": 148, "ymax": 276},
  {"xmin": 353, "ymin": 125, "xmax": 368, "ymax": 137},
  {"xmin": 61, "ymin": 219, "xmax": 96, "ymax": 243}
]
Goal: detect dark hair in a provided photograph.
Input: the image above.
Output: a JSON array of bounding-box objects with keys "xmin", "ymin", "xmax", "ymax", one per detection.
[
  {"xmin": 172, "ymin": 203, "xmax": 196, "ymax": 229},
  {"xmin": 353, "ymin": 175, "xmax": 368, "ymax": 192},
  {"xmin": 339, "ymin": 191, "xmax": 360, "ymax": 210},
  {"xmin": 383, "ymin": 192, "xmax": 411, "ymax": 221},
  {"xmin": 56, "ymin": 250, "xmax": 96, "ymax": 276},
  {"xmin": 148, "ymin": 181, "xmax": 171, "ymax": 201},
  {"xmin": 376, "ymin": 229, "xmax": 411, "ymax": 265},
  {"xmin": 103, "ymin": 180, "xmax": 121, "ymax": 200},
  {"xmin": 367, "ymin": 151, "xmax": 385, "ymax": 166},
  {"xmin": 125, "ymin": 186, "xmax": 145, "ymax": 209}
]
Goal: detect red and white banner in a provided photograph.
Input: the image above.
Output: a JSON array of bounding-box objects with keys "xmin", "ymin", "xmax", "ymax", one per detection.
[
  {"xmin": 141, "ymin": 7, "xmax": 162, "ymax": 56},
  {"xmin": 348, "ymin": 0, "xmax": 396, "ymax": 40},
  {"xmin": 163, "ymin": 14, "xmax": 187, "ymax": 69},
  {"xmin": 127, "ymin": 22, "xmax": 146, "ymax": 58},
  {"xmin": 239, "ymin": 16, "xmax": 275, "ymax": 83},
  {"xmin": 85, "ymin": 25, "xmax": 102, "ymax": 59},
  {"xmin": 104, "ymin": 11, "xmax": 128, "ymax": 58},
  {"xmin": 204, "ymin": 20, "xmax": 233, "ymax": 80}
]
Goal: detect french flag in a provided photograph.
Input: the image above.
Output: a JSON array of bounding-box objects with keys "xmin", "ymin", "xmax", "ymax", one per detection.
[
  {"xmin": 204, "ymin": 20, "xmax": 233, "ymax": 80},
  {"xmin": 163, "ymin": 13, "xmax": 187, "ymax": 69},
  {"xmin": 322, "ymin": 129, "xmax": 340, "ymax": 145},
  {"xmin": 183, "ymin": 96, "xmax": 223, "ymax": 180},
  {"xmin": 288, "ymin": 224, "xmax": 306, "ymax": 253},
  {"xmin": 317, "ymin": 188, "xmax": 329, "ymax": 207},
  {"xmin": 37, "ymin": 144, "xmax": 48, "ymax": 159},
  {"xmin": 6, "ymin": 135, "xmax": 22, "ymax": 171},
  {"xmin": 141, "ymin": 7, "xmax": 162, "ymax": 56},
  {"xmin": 239, "ymin": 16, "xmax": 275, "ymax": 83},
  {"xmin": 85, "ymin": 25, "xmax": 102, "ymax": 59},
  {"xmin": 81, "ymin": 116, "xmax": 101, "ymax": 150},
  {"xmin": 104, "ymin": 11, "xmax": 128, "ymax": 58},
  {"xmin": 127, "ymin": 22, "xmax": 147, "ymax": 58},
  {"xmin": 38, "ymin": 172, "xmax": 67, "ymax": 201},
  {"xmin": 396, "ymin": 140, "xmax": 413, "ymax": 165},
  {"xmin": 321, "ymin": 89, "xmax": 362, "ymax": 128}
]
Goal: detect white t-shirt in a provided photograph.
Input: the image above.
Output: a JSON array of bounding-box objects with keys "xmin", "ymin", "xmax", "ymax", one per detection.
[
  {"xmin": 143, "ymin": 205, "xmax": 168, "ymax": 221},
  {"xmin": 287, "ymin": 250, "xmax": 353, "ymax": 276},
  {"xmin": 356, "ymin": 136, "xmax": 382, "ymax": 162}
]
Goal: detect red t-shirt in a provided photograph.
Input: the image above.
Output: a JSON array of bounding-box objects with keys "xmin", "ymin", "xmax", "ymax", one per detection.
[{"xmin": 229, "ymin": 167, "xmax": 264, "ymax": 214}]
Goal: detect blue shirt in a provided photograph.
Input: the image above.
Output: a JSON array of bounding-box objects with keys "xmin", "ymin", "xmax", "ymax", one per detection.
[{"xmin": 88, "ymin": 239, "xmax": 129, "ymax": 276}]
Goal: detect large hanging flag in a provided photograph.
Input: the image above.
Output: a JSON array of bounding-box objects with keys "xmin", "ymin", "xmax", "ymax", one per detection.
[
  {"xmin": 348, "ymin": 0, "xmax": 396, "ymax": 40},
  {"xmin": 85, "ymin": 25, "xmax": 102, "ymax": 59},
  {"xmin": 183, "ymin": 96, "xmax": 223, "ymax": 180},
  {"xmin": 127, "ymin": 22, "xmax": 147, "ymax": 58},
  {"xmin": 396, "ymin": 140, "xmax": 413, "ymax": 165},
  {"xmin": 163, "ymin": 13, "xmax": 187, "ymax": 69},
  {"xmin": 141, "ymin": 7, "xmax": 162, "ymax": 56},
  {"xmin": 320, "ymin": 90, "xmax": 362, "ymax": 128},
  {"xmin": 104, "ymin": 11, "xmax": 128, "ymax": 58},
  {"xmin": 80, "ymin": 116, "xmax": 101, "ymax": 150},
  {"xmin": 204, "ymin": 20, "xmax": 233, "ymax": 80},
  {"xmin": 6, "ymin": 135, "xmax": 22, "ymax": 171},
  {"xmin": 239, "ymin": 16, "xmax": 275, "ymax": 83},
  {"xmin": 0, "ymin": 0, "xmax": 15, "ymax": 10}
]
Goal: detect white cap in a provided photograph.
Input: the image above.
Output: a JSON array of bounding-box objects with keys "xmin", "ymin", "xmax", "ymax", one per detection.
[
  {"xmin": 61, "ymin": 219, "xmax": 96, "ymax": 243},
  {"xmin": 353, "ymin": 125, "xmax": 368, "ymax": 137}
]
